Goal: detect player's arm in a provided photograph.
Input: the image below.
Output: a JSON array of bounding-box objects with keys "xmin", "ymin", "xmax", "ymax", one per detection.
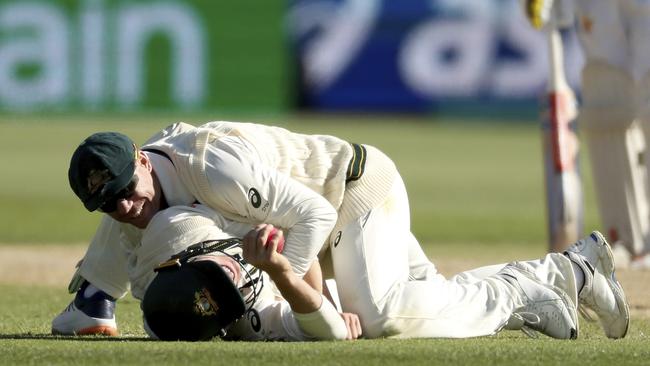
[
  {"xmin": 520, "ymin": 0, "xmax": 575, "ymax": 29},
  {"xmin": 303, "ymin": 258, "xmax": 324, "ymax": 293},
  {"xmin": 242, "ymin": 225, "xmax": 357, "ymax": 340},
  {"xmin": 319, "ymin": 274, "xmax": 362, "ymax": 340},
  {"xmin": 204, "ymin": 141, "xmax": 337, "ymax": 279},
  {"xmin": 243, "ymin": 224, "xmax": 327, "ymax": 313},
  {"xmin": 302, "ymin": 257, "xmax": 362, "ymax": 339}
]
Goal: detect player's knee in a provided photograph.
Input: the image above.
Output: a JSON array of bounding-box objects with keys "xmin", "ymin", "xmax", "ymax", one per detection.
[{"xmin": 580, "ymin": 61, "xmax": 636, "ymax": 133}]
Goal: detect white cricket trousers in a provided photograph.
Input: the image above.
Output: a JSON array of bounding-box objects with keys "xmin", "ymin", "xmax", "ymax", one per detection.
[
  {"xmin": 78, "ymin": 216, "xmax": 132, "ymax": 299},
  {"xmin": 330, "ymin": 175, "xmax": 576, "ymax": 338}
]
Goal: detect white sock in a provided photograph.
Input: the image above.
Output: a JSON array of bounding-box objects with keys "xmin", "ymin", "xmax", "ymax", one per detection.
[
  {"xmin": 83, "ymin": 283, "xmax": 101, "ymax": 298},
  {"xmin": 570, "ymin": 261, "xmax": 585, "ymax": 292}
]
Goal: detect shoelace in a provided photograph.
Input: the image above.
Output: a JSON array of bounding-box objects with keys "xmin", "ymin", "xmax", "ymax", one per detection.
[
  {"xmin": 509, "ymin": 312, "xmax": 542, "ymax": 338},
  {"xmin": 64, "ymin": 302, "xmax": 75, "ymax": 312}
]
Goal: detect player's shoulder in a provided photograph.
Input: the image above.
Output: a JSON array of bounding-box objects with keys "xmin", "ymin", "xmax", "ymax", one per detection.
[{"xmin": 144, "ymin": 122, "xmax": 195, "ymax": 143}]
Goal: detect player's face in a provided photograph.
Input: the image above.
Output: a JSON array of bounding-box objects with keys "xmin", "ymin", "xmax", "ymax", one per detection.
[
  {"xmin": 190, "ymin": 254, "xmax": 242, "ymax": 286},
  {"xmin": 105, "ymin": 152, "xmax": 163, "ymax": 228}
]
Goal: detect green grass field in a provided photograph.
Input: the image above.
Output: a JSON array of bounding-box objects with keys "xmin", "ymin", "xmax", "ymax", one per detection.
[{"xmin": 1, "ymin": 114, "xmax": 648, "ymax": 365}]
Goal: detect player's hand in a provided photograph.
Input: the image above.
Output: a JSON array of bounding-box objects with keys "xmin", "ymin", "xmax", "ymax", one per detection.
[
  {"xmin": 521, "ymin": 0, "xmax": 555, "ymax": 29},
  {"xmin": 339, "ymin": 312, "xmax": 362, "ymax": 340},
  {"xmin": 521, "ymin": 0, "xmax": 574, "ymax": 30},
  {"xmin": 242, "ymin": 224, "xmax": 291, "ymax": 276}
]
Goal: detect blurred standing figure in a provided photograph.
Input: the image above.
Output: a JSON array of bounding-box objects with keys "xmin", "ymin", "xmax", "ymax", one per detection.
[{"xmin": 523, "ymin": 0, "xmax": 650, "ymax": 268}]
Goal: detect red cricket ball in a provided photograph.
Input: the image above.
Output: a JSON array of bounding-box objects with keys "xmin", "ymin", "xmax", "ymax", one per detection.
[{"xmin": 268, "ymin": 227, "xmax": 285, "ymax": 253}]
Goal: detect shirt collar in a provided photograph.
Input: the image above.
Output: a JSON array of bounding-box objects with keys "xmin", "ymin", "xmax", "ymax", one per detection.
[{"xmin": 146, "ymin": 151, "xmax": 196, "ymax": 206}]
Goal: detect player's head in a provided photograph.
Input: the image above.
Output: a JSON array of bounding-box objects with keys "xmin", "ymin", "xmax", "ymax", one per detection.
[
  {"xmin": 142, "ymin": 239, "xmax": 264, "ymax": 341},
  {"xmin": 69, "ymin": 132, "xmax": 162, "ymax": 228}
]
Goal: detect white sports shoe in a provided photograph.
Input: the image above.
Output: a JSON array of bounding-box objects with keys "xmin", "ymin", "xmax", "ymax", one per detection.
[
  {"xmin": 501, "ymin": 266, "xmax": 578, "ymax": 339},
  {"xmin": 51, "ymin": 282, "xmax": 118, "ymax": 336},
  {"xmin": 565, "ymin": 231, "xmax": 630, "ymax": 339}
]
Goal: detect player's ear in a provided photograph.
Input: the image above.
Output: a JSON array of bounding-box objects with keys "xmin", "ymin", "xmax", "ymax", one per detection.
[{"xmin": 137, "ymin": 149, "xmax": 153, "ymax": 171}]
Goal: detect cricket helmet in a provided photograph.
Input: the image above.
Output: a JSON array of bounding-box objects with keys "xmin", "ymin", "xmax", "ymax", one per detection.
[{"xmin": 142, "ymin": 239, "xmax": 264, "ymax": 341}]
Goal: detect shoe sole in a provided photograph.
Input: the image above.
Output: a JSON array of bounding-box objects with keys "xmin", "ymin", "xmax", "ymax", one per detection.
[
  {"xmin": 594, "ymin": 237, "xmax": 631, "ymax": 339},
  {"xmin": 52, "ymin": 325, "xmax": 119, "ymax": 337}
]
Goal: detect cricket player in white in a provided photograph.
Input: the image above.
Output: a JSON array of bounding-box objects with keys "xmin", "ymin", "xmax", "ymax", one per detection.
[
  {"xmin": 134, "ymin": 205, "xmax": 352, "ymax": 341},
  {"xmin": 53, "ymin": 121, "xmax": 629, "ymax": 340},
  {"xmin": 523, "ymin": 0, "xmax": 650, "ymax": 268}
]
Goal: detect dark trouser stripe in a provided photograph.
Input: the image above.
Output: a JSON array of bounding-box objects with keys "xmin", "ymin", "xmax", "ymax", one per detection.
[{"xmin": 346, "ymin": 143, "xmax": 367, "ymax": 183}]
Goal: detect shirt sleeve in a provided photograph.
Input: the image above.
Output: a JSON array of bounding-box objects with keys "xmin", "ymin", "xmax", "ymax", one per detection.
[
  {"xmin": 226, "ymin": 295, "xmax": 347, "ymax": 341},
  {"xmin": 292, "ymin": 295, "xmax": 348, "ymax": 340},
  {"xmin": 203, "ymin": 137, "xmax": 338, "ymax": 278}
]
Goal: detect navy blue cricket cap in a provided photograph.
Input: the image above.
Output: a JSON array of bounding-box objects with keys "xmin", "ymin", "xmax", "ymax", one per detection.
[{"xmin": 68, "ymin": 132, "xmax": 137, "ymax": 212}]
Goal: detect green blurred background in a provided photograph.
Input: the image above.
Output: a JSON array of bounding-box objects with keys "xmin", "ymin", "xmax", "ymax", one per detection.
[{"xmin": 0, "ymin": 1, "xmax": 289, "ymax": 112}]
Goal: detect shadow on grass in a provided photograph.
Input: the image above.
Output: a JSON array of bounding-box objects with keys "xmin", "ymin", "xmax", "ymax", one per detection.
[{"xmin": 0, "ymin": 333, "xmax": 152, "ymax": 342}]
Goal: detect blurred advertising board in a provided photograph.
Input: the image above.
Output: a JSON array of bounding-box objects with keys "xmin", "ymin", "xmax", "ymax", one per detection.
[
  {"xmin": 0, "ymin": 0, "xmax": 288, "ymax": 112},
  {"xmin": 288, "ymin": 0, "xmax": 584, "ymax": 113}
]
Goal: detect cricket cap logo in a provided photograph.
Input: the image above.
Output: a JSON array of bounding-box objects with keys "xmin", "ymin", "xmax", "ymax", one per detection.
[
  {"xmin": 86, "ymin": 169, "xmax": 112, "ymax": 194},
  {"xmin": 69, "ymin": 131, "xmax": 137, "ymax": 212},
  {"xmin": 194, "ymin": 288, "xmax": 219, "ymax": 317},
  {"xmin": 142, "ymin": 239, "xmax": 262, "ymax": 341}
]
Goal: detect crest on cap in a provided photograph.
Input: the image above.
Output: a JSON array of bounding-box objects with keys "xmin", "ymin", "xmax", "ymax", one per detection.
[
  {"xmin": 68, "ymin": 131, "xmax": 137, "ymax": 212},
  {"xmin": 194, "ymin": 288, "xmax": 219, "ymax": 317},
  {"xmin": 87, "ymin": 169, "xmax": 112, "ymax": 195}
]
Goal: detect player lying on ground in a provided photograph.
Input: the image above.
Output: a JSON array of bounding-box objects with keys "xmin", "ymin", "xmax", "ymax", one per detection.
[
  {"xmin": 53, "ymin": 121, "xmax": 629, "ymax": 340},
  {"xmin": 136, "ymin": 206, "xmax": 359, "ymax": 341}
]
